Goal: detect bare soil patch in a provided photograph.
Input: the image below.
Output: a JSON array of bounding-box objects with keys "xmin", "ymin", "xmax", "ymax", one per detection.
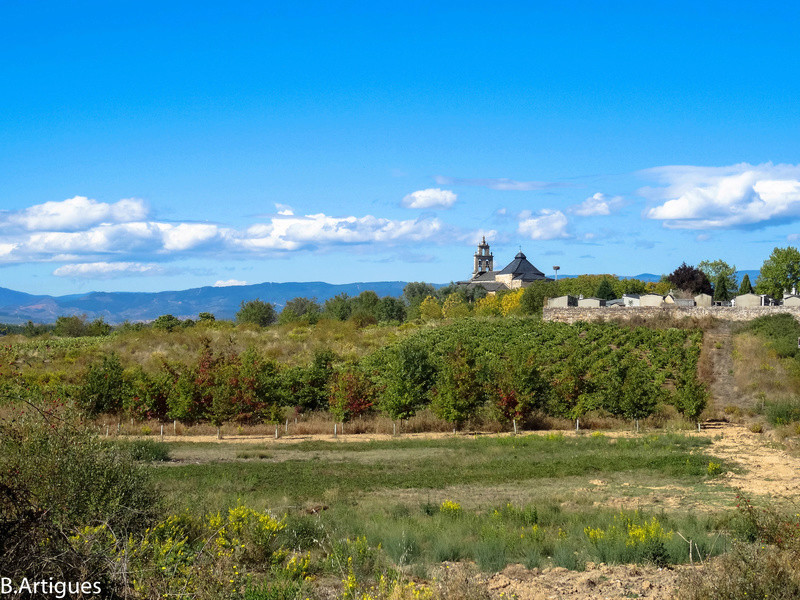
[{"xmin": 486, "ymin": 562, "xmax": 693, "ymax": 600}]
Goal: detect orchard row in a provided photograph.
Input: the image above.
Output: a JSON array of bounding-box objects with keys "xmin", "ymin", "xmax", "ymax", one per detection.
[{"xmin": 1, "ymin": 318, "xmax": 707, "ymax": 430}]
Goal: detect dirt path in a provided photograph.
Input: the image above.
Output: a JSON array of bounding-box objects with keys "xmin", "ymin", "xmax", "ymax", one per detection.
[
  {"xmin": 703, "ymin": 421, "xmax": 800, "ymax": 501},
  {"xmin": 703, "ymin": 321, "xmax": 741, "ymax": 409}
]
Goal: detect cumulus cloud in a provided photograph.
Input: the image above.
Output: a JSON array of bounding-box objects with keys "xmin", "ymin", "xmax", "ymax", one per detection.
[
  {"xmin": 518, "ymin": 210, "xmax": 570, "ymax": 240},
  {"xmin": 214, "ymin": 279, "xmax": 248, "ymax": 287},
  {"xmin": 53, "ymin": 262, "xmax": 163, "ymax": 278},
  {"xmin": 158, "ymin": 223, "xmax": 221, "ymax": 251},
  {"xmin": 643, "ymin": 163, "xmax": 800, "ymax": 229},
  {"xmin": 1, "ymin": 196, "xmax": 464, "ymax": 280},
  {"xmin": 401, "ymin": 188, "xmax": 457, "ymax": 209},
  {"xmin": 3, "ymin": 196, "xmax": 147, "ymax": 231},
  {"xmin": 570, "ymin": 193, "xmax": 624, "ymax": 216},
  {"xmin": 236, "ymin": 213, "xmax": 443, "ymax": 251},
  {"xmin": 434, "ymin": 175, "xmax": 563, "ymax": 191}
]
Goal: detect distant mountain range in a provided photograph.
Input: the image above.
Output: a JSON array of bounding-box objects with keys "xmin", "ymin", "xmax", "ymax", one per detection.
[
  {"xmin": 0, "ymin": 281, "xmax": 413, "ymax": 324},
  {"xmin": 0, "ymin": 270, "xmax": 762, "ymax": 324}
]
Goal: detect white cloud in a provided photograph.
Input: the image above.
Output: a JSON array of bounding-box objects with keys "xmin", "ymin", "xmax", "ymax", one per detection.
[
  {"xmin": 237, "ymin": 213, "xmax": 443, "ymax": 250},
  {"xmin": 0, "ymin": 196, "xmax": 454, "ymax": 273},
  {"xmin": 434, "ymin": 175, "xmax": 563, "ymax": 191},
  {"xmin": 518, "ymin": 210, "xmax": 570, "ymax": 240},
  {"xmin": 4, "ymin": 196, "xmax": 147, "ymax": 231},
  {"xmin": 643, "ymin": 163, "xmax": 800, "ymax": 229},
  {"xmin": 157, "ymin": 223, "xmax": 221, "ymax": 251},
  {"xmin": 570, "ymin": 193, "xmax": 624, "ymax": 216},
  {"xmin": 401, "ymin": 188, "xmax": 457, "ymax": 209},
  {"xmin": 53, "ymin": 262, "xmax": 163, "ymax": 278},
  {"xmin": 274, "ymin": 203, "xmax": 294, "ymax": 216},
  {"xmin": 214, "ymin": 279, "xmax": 248, "ymax": 287}
]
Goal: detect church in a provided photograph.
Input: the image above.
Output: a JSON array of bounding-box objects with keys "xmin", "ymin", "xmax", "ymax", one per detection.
[{"xmin": 458, "ymin": 237, "xmax": 553, "ymax": 293}]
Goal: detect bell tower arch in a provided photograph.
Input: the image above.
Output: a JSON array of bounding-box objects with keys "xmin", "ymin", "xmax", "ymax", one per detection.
[{"xmin": 473, "ymin": 236, "xmax": 494, "ymax": 275}]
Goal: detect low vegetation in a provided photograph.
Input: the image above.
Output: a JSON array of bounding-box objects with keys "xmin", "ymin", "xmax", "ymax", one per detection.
[
  {"xmin": 9, "ymin": 297, "xmax": 800, "ymax": 598},
  {"xmin": 0, "ymin": 318, "xmax": 709, "ymax": 438}
]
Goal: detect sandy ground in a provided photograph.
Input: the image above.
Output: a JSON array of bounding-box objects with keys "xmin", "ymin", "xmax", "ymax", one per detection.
[{"xmin": 486, "ymin": 562, "xmax": 692, "ymax": 600}]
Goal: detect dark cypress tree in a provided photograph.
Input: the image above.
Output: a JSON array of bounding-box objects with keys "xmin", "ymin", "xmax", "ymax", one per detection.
[
  {"xmin": 595, "ymin": 278, "xmax": 616, "ymax": 300},
  {"xmin": 713, "ymin": 273, "xmax": 731, "ymax": 302},
  {"xmin": 739, "ymin": 273, "xmax": 753, "ymax": 295}
]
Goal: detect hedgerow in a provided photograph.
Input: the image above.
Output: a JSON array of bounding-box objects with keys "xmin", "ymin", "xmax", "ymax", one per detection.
[{"xmin": 0, "ymin": 318, "xmax": 707, "ymax": 431}]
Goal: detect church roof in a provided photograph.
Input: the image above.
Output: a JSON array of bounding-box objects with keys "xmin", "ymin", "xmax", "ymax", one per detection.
[{"xmin": 495, "ymin": 252, "xmax": 548, "ymax": 281}]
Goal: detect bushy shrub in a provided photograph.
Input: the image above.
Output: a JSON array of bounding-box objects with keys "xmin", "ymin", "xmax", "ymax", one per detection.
[
  {"xmin": 78, "ymin": 352, "xmax": 130, "ymax": 415},
  {"xmin": 0, "ymin": 400, "xmax": 160, "ymax": 587},
  {"xmin": 329, "ymin": 366, "xmax": 376, "ymax": 423},
  {"xmin": 765, "ymin": 397, "xmax": 800, "ymax": 426}
]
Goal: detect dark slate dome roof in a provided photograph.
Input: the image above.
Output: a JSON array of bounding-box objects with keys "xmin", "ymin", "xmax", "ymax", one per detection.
[{"xmin": 496, "ymin": 252, "xmax": 547, "ymax": 280}]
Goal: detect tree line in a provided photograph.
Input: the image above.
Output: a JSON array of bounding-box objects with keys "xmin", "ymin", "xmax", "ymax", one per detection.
[{"xmin": 26, "ymin": 319, "xmax": 706, "ymax": 432}]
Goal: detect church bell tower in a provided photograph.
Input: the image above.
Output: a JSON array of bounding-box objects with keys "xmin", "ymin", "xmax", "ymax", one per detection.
[{"xmin": 473, "ymin": 236, "xmax": 493, "ymax": 275}]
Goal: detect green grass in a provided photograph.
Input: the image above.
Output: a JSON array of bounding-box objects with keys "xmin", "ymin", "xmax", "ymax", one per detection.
[
  {"xmin": 147, "ymin": 432, "xmax": 733, "ymax": 575},
  {"xmin": 152, "ymin": 433, "xmax": 724, "ymax": 509}
]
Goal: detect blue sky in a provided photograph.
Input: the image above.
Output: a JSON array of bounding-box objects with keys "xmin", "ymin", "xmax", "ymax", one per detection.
[{"xmin": 2, "ymin": 1, "xmax": 800, "ymax": 295}]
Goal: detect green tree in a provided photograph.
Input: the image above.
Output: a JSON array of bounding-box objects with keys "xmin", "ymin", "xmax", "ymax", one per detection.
[
  {"xmin": 323, "ymin": 293, "xmax": 352, "ymax": 321},
  {"xmin": 739, "ymin": 273, "xmax": 754, "ymax": 294},
  {"xmin": 198, "ymin": 311, "xmax": 216, "ymax": 322},
  {"xmin": 432, "ymin": 345, "xmax": 485, "ymax": 429},
  {"xmin": 699, "ymin": 260, "xmax": 737, "ymax": 300},
  {"xmin": 674, "ymin": 378, "xmax": 708, "ymax": 430},
  {"xmin": 595, "ymin": 278, "xmax": 616, "ymax": 301},
  {"xmin": 379, "ymin": 340, "xmax": 436, "ymax": 421},
  {"xmin": 282, "ymin": 348, "xmax": 337, "ymax": 412},
  {"xmin": 279, "ymin": 297, "xmax": 321, "ymax": 325},
  {"xmin": 442, "ymin": 294, "xmax": 470, "ymax": 319},
  {"xmin": 419, "ymin": 296, "xmax": 443, "ymax": 320},
  {"xmin": 520, "ymin": 280, "xmax": 562, "ymax": 315},
  {"xmin": 756, "ymin": 246, "xmax": 800, "ymax": 300},
  {"xmin": 403, "ymin": 282, "xmax": 436, "ymax": 307},
  {"xmin": 78, "ymin": 353, "xmax": 130, "ymax": 415},
  {"xmin": 619, "ymin": 363, "xmax": 658, "ymax": 431},
  {"xmin": 152, "ymin": 314, "xmax": 182, "ymax": 331},
  {"xmin": 53, "ymin": 314, "xmax": 109, "ymax": 337},
  {"xmin": 237, "ymin": 347, "xmax": 284, "ymax": 423},
  {"xmin": 377, "ymin": 296, "xmax": 407, "ymax": 322},
  {"xmin": 713, "ymin": 273, "xmax": 732, "ymax": 302},
  {"xmin": 236, "ymin": 299, "xmax": 276, "ymax": 326},
  {"xmin": 54, "ymin": 315, "xmax": 88, "ymax": 337},
  {"xmin": 329, "ymin": 365, "xmax": 375, "ymax": 423},
  {"xmin": 489, "ymin": 352, "xmax": 546, "ymax": 425},
  {"xmin": 349, "ymin": 291, "xmax": 381, "ymax": 326}
]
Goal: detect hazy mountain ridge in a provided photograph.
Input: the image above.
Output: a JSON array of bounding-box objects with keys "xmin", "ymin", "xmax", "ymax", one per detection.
[
  {"xmin": 0, "ymin": 281, "xmax": 413, "ymax": 324},
  {"xmin": 0, "ymin": 270, "xmax": 762, "ymax": 324}
]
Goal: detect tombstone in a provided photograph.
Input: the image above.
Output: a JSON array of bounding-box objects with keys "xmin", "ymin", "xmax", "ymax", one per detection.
[
  {"xmin": 639, "ymin": 293, "xmax": 665, "ymax": 307},
  {"xmin": 694, "ymin": 293, "xmax": 712, "ymax": 307},
  {"xmin": 734, "ymin": 293, "xmax": 762, "ymax": 308},
  {"xmin": 577, "ymin": 297, "xmax": 606, "ymax": 308},
  {"xmin": 548, "ymin": 295, "xmax": 578, "ymax": 308}
]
